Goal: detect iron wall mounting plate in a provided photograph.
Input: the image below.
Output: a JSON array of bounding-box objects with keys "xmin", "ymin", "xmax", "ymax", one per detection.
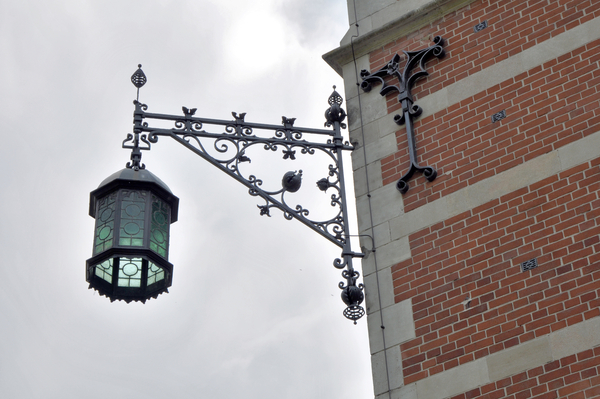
[{"xmin": 360, "ymin": 36, "xmax": 446, "ymax": 194}]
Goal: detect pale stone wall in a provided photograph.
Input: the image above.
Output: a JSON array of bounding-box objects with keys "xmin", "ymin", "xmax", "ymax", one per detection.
[
  {"xmin": 324, "ymin": 0, "xmax": 476, "ymax": 74},
  {"xmin": 341, "ymin": 0, "xmax": 471, "ymax": 45},
  {"xmin": 344, "ymin": 0, "xmax": 434, "ymax": 42}
]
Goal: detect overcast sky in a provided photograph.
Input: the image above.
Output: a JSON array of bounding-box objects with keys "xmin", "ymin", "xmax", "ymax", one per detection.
[{"xmin": 0, "ymin": 1, "xmax": 374, "ymax": 398}]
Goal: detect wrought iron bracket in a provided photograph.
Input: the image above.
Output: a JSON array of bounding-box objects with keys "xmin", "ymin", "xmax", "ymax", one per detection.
[
  {"xmin": 124, "ymin": 66, "xmax": 365, "ymax": 322},
  {"xmin": 360, "ymin": 36, "xmax": 445, "ymax": 194}
]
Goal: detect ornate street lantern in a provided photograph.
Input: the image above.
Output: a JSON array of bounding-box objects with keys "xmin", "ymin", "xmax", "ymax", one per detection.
[
  {"xmin": 86, "ymin": 65, "xmax": 366, "ymax": 322},
  {"xmin": 86, "ymin": 167, "xmax": 179, "ymax": 303}
]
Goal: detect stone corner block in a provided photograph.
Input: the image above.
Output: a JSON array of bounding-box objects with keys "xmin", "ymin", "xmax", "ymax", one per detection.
[
  {"xmin": 382, "ymin": 299, "xmax": 416, "ymax": 347},
  {"xmin": 390, "ymin": 383, "xmax": 417, "ymax": 399},
  {"xmin": 371, "ymin": 236, "xmax": 411, "ymax": 273},
  {"xmin": 416, "ymin": 359, "xmax": 489, "ymax": 399},
  {"xmin": 364, "ymin": 266, "xmax": 394, "ymax": 314},
  {"xmin": 549, "ymin": 316, "xmax": 600, "ymax": 360},
  {"xmin": 371, "ymin": 345, "xmax": 404, "ymax": 395},
  {"xmin": 486, "ymin": 337, "xmax": 552, "ymax": 382}
]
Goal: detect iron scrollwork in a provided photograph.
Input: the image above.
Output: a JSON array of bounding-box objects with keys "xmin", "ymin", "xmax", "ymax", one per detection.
[
  {"xmin": 123, "ymin": 68, "xmax": 365, "ymax": 322},
  {"xmin": 360, "ymin": 36, "xmax": 446, "ymax": 194}
]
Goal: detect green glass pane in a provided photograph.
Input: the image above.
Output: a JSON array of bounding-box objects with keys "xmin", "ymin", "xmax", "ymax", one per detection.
[
  {"xmin": 93, "ymin": 193, "xmax": 117, "ymax": 254},
  {"xmin": 98, "ymin": 226, "xmax": 112, "ymax": 240},
  {"xmin": 149, "ymin": 195, "xmax": 170, "ymax": 258},
  {"xmin": 125, "ymin": 204, "xmax": 142, "ymax": 217},
  {"xmin": 94, "ymin": 259, "xmax": 113, "ymax": 283},
  {"xmin": 118, "ymin": 190, "xmax": 147, "ymax": 247},
  {"xmin": 99, "ymin": 208, "xmax": 113, "ymax": 222},
  {"xmin": 123, "ymin": 223, "xmax": 140, "ymax": 235},
  {"xmin": 152, "ymin": 230, "xmax": 165, "ymax": 243},
  {"xmin": 147, "ymin": 262, "xmax": 165, "ymax": 286},
  {"xmin": 117, "ymin": 257, "xmax": 143, "ymax": 287}
]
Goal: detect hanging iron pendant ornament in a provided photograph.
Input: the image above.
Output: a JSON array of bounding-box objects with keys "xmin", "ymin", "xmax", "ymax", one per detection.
[{"xmin": 360, "ymin": 36, "xmax": 445, "ymax": 194}]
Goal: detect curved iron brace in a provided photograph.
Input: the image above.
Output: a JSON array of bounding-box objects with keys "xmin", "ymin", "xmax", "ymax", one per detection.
[
  {"xmin": 123, "ymin": 87, "xmax": 366, "ymax": 323},
  {"xmin": 360, "ymin": 36, "xmax": 445, "ymax": 194}
]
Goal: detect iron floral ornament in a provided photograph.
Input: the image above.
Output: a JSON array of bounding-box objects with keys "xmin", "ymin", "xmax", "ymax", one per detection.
[{"xmin": 360, "ymin": 36, "xmax": 445, "ymax": 194}]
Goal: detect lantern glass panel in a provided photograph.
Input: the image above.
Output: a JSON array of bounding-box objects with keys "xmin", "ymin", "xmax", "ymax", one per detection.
[
  {"xmin": 94, "ymin": 193, "xmax": 117, "ymax": 254},
  {"xmin": 119, "ymin": 190, "xmax": 147, "ymax": 247},
  {"xmin": 117, "ymin": 257, "xmax": 143, "ymax": 287},
  {"xmin": 150, "ymin": 194, "xmax": 170, "ymax": 258},
  {"xmin": 94, "ymin": 258, "xmax": 113, "ymax": 283},
  {"xmin": 147, "ymin": 262, "xmax": 165, "ymax": 285}
]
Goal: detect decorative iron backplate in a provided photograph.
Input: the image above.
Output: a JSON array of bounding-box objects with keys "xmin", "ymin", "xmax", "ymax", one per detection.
[{"xmin": 360, "ymin": 36, "xmax": 446, "ymax": 194}]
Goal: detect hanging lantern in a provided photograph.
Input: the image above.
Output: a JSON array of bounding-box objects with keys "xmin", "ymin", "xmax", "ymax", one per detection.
[{"xmin": 86, "ymin": 168, "xmax": 179, "ymax": 303}]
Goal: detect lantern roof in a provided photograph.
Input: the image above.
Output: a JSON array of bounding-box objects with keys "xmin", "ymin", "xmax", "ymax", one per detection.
[
  {"xmin": 89, "ymin": 168, "xmax": 179, "ymax": 222},
  {"xmin": 98, "ymin": 168, "xmax": 173, "ymax": 192}
]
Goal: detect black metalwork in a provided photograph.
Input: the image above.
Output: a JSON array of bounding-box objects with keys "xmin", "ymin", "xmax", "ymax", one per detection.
[
  {"xmin": 474, "ymin": 20, "xmax": 488, "ymax": 33},
  {"xmin": 86, "ymin": 168, "xmax": 179, "ymax": 303},
  {"xmin": 131, "ymin": 64, "xmax": 147, "ymax": 101},
  {"xmin": 521, "ymin": 258, "xmax": 538, "ymax": 272},
  {"xmin": 122, "ymin": 68, "xmax": 365, "ymax": 322},
  {"xmin": 360, "ymin": 36, "xmax": 446, "ymax": 194},
  {"xmin": 491, "ymin": 110, "xmax": 506, "ymax": 123}
]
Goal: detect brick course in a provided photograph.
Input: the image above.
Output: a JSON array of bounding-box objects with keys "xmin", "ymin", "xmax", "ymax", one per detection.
[
  {"xmin": 370, "ymin": 0, "xmax": 600, "ymax": 103},
  {"xmin": 391, "ymin": 159, "xmax": 600, "ymax": 383}
]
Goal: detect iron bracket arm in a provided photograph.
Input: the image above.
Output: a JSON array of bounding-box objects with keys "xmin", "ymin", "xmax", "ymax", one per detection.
[{"xmin": 122, "ymin": 87, "xmax": 366, "ymax": 322}]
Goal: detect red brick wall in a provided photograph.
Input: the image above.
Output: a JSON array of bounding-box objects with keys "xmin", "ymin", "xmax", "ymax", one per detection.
[
  {"xmin": 450, "ymin": 347, "xmax": 600, "ymax": 399},
  {"xmin": 370, "ymin": 0, "xmax": 600, "ymax": 212},
  {"xmin": 371, "ymin": 0, "xmax": 600, "ymax": 107},
  {"xmin": 390, "ymin": 158, "xmax": 600, "ymax": 384},
  {"xmin": 364, "ymin": 0, "xmax": 600, "ymax": 394}
]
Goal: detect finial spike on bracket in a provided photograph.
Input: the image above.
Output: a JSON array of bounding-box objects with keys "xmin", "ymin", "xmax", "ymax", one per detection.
[{"xmin": 131, "ymin": 64, "xmax": 147, "ymax": 101}]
